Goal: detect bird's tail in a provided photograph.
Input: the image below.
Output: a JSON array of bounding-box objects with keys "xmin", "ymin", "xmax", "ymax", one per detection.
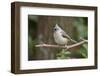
[{"xmin": 70, "ymin": 39, "xmax": 77, "ymax": 43}]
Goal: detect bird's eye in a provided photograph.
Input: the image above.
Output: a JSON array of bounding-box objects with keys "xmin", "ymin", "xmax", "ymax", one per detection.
[{"xmin": 54, "ymin": 28, "xmax": 57, "ymax": 31}]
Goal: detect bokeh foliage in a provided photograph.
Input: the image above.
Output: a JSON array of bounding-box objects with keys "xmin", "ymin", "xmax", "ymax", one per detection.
[{"xmin": 28, "ymin": 15, "xmax": 38, "ymax": 60}]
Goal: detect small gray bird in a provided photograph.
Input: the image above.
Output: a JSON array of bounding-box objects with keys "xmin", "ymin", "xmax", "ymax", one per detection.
[{"xmin": 53, "ymin": 24, "xmax": 76, "ymax": 45}]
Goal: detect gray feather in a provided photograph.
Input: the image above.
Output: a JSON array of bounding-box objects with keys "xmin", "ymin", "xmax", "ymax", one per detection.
[{"xmin": 61, "ymin": 31, "xmax": 77, "ymax": 43}]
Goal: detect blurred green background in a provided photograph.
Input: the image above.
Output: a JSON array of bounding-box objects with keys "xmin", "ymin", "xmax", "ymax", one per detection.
[{"xmin": 28, "ymin": 15, "xmax": 88, "ymax": 60}]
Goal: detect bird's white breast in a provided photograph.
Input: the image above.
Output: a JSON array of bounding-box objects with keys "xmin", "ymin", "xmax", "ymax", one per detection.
[{"xmin": 53, "ymin": 31, "xmax": 68, "ymax": 45}]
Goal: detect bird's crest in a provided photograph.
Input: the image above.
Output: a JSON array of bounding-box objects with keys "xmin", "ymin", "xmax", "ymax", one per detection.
[{"xmin": 55, "ymin": 24, "xmax": 62, "ymax": 30}]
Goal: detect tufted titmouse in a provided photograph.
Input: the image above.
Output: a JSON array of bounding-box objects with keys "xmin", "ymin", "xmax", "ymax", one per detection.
[{"xmin": 53, "ymin": 24, "xmax": 77, "ymax": 45}]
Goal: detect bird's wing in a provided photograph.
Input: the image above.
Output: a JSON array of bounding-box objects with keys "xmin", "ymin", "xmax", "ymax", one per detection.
[
  {"xmin": 61, "ymin": 30, "xmax": 71, "ymax": 40},
  {"xmin": 61, "ymin": 31, "xmax": 77, "ymax": 43}
]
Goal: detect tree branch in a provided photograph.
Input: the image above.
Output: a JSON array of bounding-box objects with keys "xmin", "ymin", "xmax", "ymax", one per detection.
[{"xmin": 35, "ymin": 39, "xmax": 88, "ymax": 50}]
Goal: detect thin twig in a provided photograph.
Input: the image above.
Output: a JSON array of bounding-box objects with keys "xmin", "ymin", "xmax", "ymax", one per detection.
[{"xmin": 35, "ymin": 39, "xmax": 88, "ymax": 50}]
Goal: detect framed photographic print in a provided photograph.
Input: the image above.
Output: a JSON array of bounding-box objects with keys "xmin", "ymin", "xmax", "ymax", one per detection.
[{"xmin": 11, "ymin": 2, "xmax": 97, "ymax": 74}]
